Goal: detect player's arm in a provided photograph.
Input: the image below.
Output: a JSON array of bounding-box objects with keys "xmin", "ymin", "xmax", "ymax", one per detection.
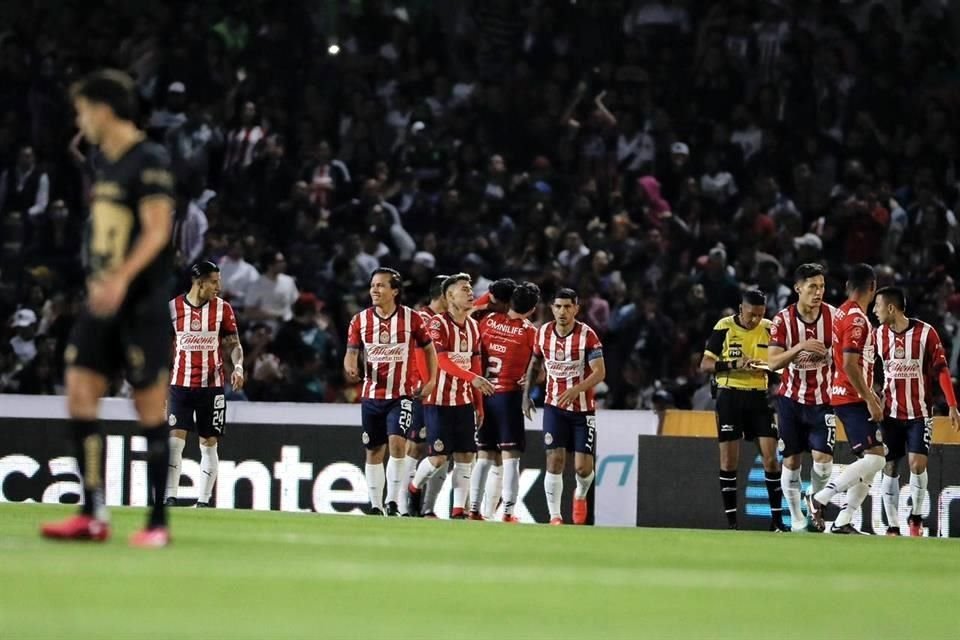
[
  {"xmin": 471, "ymin": 355, "xmax": 485, "ymax": 427},
  {"xmin": 522, "ymin": 353, "xmax": 544, "ymax": 419},
  {"xmin": 222, "ymin": 332, "xmax": 245, "ymax": 390},
  {"xmin": 344, "ymin": 316, "xmax": 361, "ymax": 383},
  {"xmin": 928, "ymin": 329, "xmax": 960, "ymax": 430},
  {"xmin": 767, "ymin": 339, "xmax": 827, "ymax": 372},
  {"xmin": 419, "ymin": 342, "xmax": 438, "ymax": 399}
]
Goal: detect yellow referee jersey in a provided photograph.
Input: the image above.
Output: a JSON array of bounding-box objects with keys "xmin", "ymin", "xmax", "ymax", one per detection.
[{"xmin": 704, "ymin": 315, "xmax": 771, "ymax": 390}]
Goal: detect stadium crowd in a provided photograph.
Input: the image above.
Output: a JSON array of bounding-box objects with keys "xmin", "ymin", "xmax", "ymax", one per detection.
[{"xmin": 2, "ymin": 0, "xmax": 960, "ymax": 411}]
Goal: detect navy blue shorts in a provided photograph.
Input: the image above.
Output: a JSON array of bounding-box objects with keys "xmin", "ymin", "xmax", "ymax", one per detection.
[
  {"xmin": 361, "ymin": 398, "xmax": 412, "ymax": 449},
  {"xmin": 881, "ymin": 417, "xmax": 932, "ymax": 461},
  {"xmin": 406, "ymin": 398, "xmax": 427, "ymax": 444},
  {"xmin": 543, "ymin": 404, "xmax": 596, "ymax": 455},
  {"xmin": 775, "ymin": 396, "xmax": 836, "ymax": 457},
  {"xmin": 834, "ymin": 403, "xmax": 883, "ymax": 456},
  {"xmin": 425, "ymin": 404, "xmax": 477, "ymax": 455},
  {"xmin": 477, "ymin": 391, "xmax": 526, "ymax": 452},
  {"xmin": 168, "ymin": 386, "xmax": 226, "ymax": 439}
]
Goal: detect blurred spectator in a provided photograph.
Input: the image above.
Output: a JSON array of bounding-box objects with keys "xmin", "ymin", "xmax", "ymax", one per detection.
[
  {"xmin": 273, "ymin": 293, "xmax": 339, "ymax": 402},
  {"xmin": 9, "ymin": 308, "xmax": 38, "ymax": 364},
  {"xmin": 218, "ymin": 238, "xmax": 260, "ymax": 309},
  {"xmin": 245, "ymin": 251, "xmax": 298, "ymax": 330}
]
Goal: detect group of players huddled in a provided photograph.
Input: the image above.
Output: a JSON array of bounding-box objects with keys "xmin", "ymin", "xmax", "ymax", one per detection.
[
  {"xmin": 703, "ymin": 263, "xmax": 960, "ymax": 535},
  {"xmin": 344, "ymin": 270, "xmax": 605, "ymax": 524}
]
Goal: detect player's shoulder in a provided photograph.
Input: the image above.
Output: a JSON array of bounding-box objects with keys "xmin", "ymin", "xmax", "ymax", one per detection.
[
  {"xmin": 216, "ymin": 296, "xmax": 236, "ymax": 312},
  {"xmin": 579, "ymin": 320, "xmax": 601, "ymax": 338},
  {"xmin": 713, "ymin": 315, "xmax": 735, "ymax": 331},
  {"xmin": 759, "ymin": 318, "xmax": 773, "ymax": 330},
  {"xmin": 823, "ymin": 302, "xmax": 839, "ymax": 316}
]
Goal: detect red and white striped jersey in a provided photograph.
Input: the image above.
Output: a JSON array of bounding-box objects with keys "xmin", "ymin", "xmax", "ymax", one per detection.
[
  {"xmin": 409, "ymin": 306, "xmax": 440, "ymax": 399},
  {"xmin": 169, "ymin": 295, "xmax": 238, "ymax": 388},
  {"xmin": 427, "ymin": 312, "xmax": 482, "ymax": 407},
  {"xmin": 534, "ymin": 321, "xmax": 604, "ymax": 413},
  {"xmin": 831, "ymin": 300, "xmax": 875, "ymax": 406},
  {"xmin": 770, "ymin": 303, "xmax": 836, "ymax": 405},
  {"xmin": 347, "ymin": 306, "xmax": 431, "ymax": 400},
  {"xmin": 875, "ymin": 319, "xmax": 949, "ymax": 419}
]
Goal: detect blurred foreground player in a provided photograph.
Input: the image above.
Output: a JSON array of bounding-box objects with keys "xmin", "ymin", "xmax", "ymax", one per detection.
[
  {"xmin": 42, "ymin": 70, "xmax": 176, "ymax": 547},
  {"xmin": 165, "ymin": 261, "xmax": 244, "ymax": 508},
  {"xmin": 873, "ymin": 286, "xmax": 960, "ymax": 536},
  {"xmin": 700, "ymin": 290, "xmax": 784, "ymax": 531},
  {"xmin": 523, "ymin": 288, "xmax": 606, "ymax": 525}
]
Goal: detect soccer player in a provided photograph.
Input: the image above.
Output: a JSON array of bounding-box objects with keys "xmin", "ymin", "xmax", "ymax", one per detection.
[
  {"xmin": 522, "ymin": 288, "xmax": 606, "ymax": 525},
  {"xmin": 406, "ymin": 274, "xmax": 495, "ymax": 519},
  {"xmin": 700, "ymin": 289, "xmax": 784, "ymax": 531},
  {"xmin": 400, "ymin": 274, "xmax": 448, "ymax": 517},
  {"xmin": 873, "ymin": 286, "xmax": 960, "ymax": 536},
  {"xmin": 470, "ymin": 282, "xmax": 540, "ymax": 522},
  {"xmin": 809, "ymin": 264, "xmax": 884, "ymax": 534},
  {"xmin": 345, "ymin": 268, "xmax": 437, "ymax": 516},
  {"xmin": 767, "ymin": 264, "xmax": 836, "ymax": 532},
  {"xmin": 41, "ymin": 70, "xmax": 176, "ymax": 547},
  {"xmin": 165, "ymin": 261, "xmax": 244, "ymax": 508}
]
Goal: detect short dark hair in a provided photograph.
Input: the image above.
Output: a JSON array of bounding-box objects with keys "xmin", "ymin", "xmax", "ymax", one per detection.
[
  {"xmin": 442, "ymin": 272, "xmax": 471, "ymax": 297},
  {"xmin": 370, "ymin": 267, "xmax": 402, "ymax": 291},
  {"xmin": 489, "ymin": 278, "xmax": 518, "ymax": 304},
  {"xmin": 846, "ymin": 263, "xmax": 876, "ymax": 294},
  {"xmin": 742, "ymin": 289, "xmax": 767, "ymax": 307},
  {"xmin": 553, "ymin": 288, "xmax": 579, "ymax": 305},
  {"xmin": 876, "ymin": 286, "xmax": 906, "ymax": 311},
  {"xmin": 429, "ymin": 274, "xmax": 449, "ymax": 301},
  {"xmin": 511, "ymin": 282, "xmax": 540, "ymax": 315},
  {"xmin": 794, "ymin": 262, "xmax": 825, "ymax": 283},
  {"xmin": 70, "ymin": 69, "xmax": 138, "ymax": 122},
  {"xmin": 190, "ymin": 260, "xmax": 220, "ymax": 280}
]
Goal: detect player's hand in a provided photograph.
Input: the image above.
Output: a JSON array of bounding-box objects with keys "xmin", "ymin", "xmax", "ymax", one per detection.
[
  {"xmin": 522, "ymin": 394, "xmax": 536, "ymax": 420},
  {"xmin": 418, "ymin": 380, "xmax": 436, "ymax": 400},
  {"xmin": 950, "ymin": 406, "xmax": 960, "ymax": 432},
  {"xmin": 476, "ymin": 410, "xmax": 484, "ymax": 429},
  {"xmin": 741, "ymin": 358, "xmax": 763, "ymax": 370},
  {"xmin": 344, "ymin": 365, "xmax": 360, "ymax": 383},
  {"xmin": 471, "ymin": 376, "xmax": 495, "ymax": 396},
  {"xmin": 867, "ymin": 395, "xmax": 884, "ymax": 423},
  {"xmin": 87, "ymin": 273, "xmax": 129, "ymax": 317},
  {"xmin": 798, "ymin": 339, "xmax": 827, "ymax": 356},
  {"xmin": 557, "ymin": 387, "xmax": 581, "ymax": 409},
  {"xmin": 231, "ymin": 366, "xmax": 245, "ymax": 391}
]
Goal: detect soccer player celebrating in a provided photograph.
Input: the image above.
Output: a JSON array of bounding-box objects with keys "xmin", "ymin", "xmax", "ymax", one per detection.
[
  {"xmin": 406, "ymin": 274, "xmax": 495, "ymax": 519},
  {"xmin": 700, "ymin": 289, "xmax": 784, "ymax": 531},
  {"xmin": 470, "ymin": 282, "xmax": 540, "ymax": 522},
  {"xmin": 809, "ymin": 264, "xmax": 884, "ymax": 534},
  {"xmin": 767, "ymin": 264, "xmax": 836, "ymax": 532},
  {"xmin": 42, "ymin": 70, "xmax": 176, "ymax": 547},
  {"xmin": 523, "ymin": 288, "xmax": 606, "ymax": 525},
  {"xmin": 873, "ymin": 286, "xmax": 960, "ymax": 536},
  {"xmin": 345, "ymin": 268, "xmax": 437, "ymax": 516},
  {"xmin": 165, "ymin": 261, "xmax": 244, "ymax": 508},
  {"xmin": 400, "ymin": 274, "xmax": 447, "ymax": 517}
]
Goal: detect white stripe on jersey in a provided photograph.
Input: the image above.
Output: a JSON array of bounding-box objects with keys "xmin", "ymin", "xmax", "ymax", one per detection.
[
  {"xmin": 577, "ymin": 324, "xmax": 588, "ymax": 409},
  {"xmin": 214, "ymin": 298, "xmax": 225, "ymax": 386}
]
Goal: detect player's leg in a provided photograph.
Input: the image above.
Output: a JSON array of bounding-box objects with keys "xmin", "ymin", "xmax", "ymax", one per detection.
[
  {"xmin": 165, "ymin": 387, "xmax": 194, "ymax": 505},
  {"xmin": 543, "ymin": 405, "xmax": 570, "ymax": 525},
  {"xmin": 748, "ymin": 394, "xmax": 784, "ymax": 531},
  {"xmin": 384, "ymin": 399, "xmax": 413, "ymax": 515},
  {"xmin": 470, "ymin": 395, "xmax": 500, "ymax": 518},
  {"xmin": 775, "ymin": 397, "xmax": 807, "ymax": 531},
  {"xmin": 196, "ymin": 436, "xmax": 219, "ymax": 507},
  {"xmin": 189, "ymin": 387, "xmax": 225, "ymax": 508},
  {"xmin": 496, "ymin": 392, "xmax": 524, "ymax": 521},
  {"xmin": 398, "ymin": 399, "xmax": 426, "ymax": 515},
  {"xmin": 166, "ymin": 428, "xmax": 188, "ymax": 504},
  {"xmin": 130, "ymin": 376, "xmax": 173, "ymax": 545},
  {"xmin": 450, "ymin": 405, "xmax": 477, "ymax": 518},
  {"xmin": 481, "ymin": 451, "xmax": 503, "ymax": 520},
  {"xmin": 906, "ymin": 419, "xmax": 932, "ymax": 536},
  {"xmin": 408, "ymin": 406, "xmax": 449, "ymax": 516},
  {"xmin": 571, "ymin": 412, "xmax": 598, "ymax": 525},
  {"xmin": 879, "ymin": 418, "xmax": 906, "ymax": 534},
  {"xmin": 361, "ymin": 400, "xmax": 389, "ymax": 515},
  {"xmin": 816, "ymin": 405, "xmax": 885, "ymax": 534},
  {"xmin": 801, "ymin": 406, "xmax": 836, "ymax": 532},
  {"xmin": 715, "ymin": 390, "xmax": 742, "ymax": 529}
]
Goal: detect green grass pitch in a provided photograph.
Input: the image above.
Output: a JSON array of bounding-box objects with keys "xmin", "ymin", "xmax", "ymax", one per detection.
[{"xmin": 1, "ymin": 503, "xmax": 958, "ymax": 639}]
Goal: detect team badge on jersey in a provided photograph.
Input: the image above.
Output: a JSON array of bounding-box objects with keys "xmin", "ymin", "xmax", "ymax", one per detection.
[
  {"xmin": 459, "ymin": 339, "xmax": 467, "ymax": 351},
  {"xmin": 895, "ymin": 345, "xmax": 905, "ymax": 358},
  {"xmin": 191, "ymin": 318, "xmax": 202, "ymax": 330},
  {"xmin": 556, "ymin": 348, "xmax": 566, "ymax": 361},
  {"xmin": 433, "ymin": 439, "xmax": 445, "ymax": 452},
  {"xmin": 379, "ymin": 330, "xmax": 390, "ymax": 343}
]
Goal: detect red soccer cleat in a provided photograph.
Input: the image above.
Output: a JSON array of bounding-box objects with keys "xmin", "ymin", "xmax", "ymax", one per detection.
[
  {"xmin": 41, "ymin": 515, "xmax": 110, "ymax": 542},
  {"xmin": 468, "ymin": 510, "xmax": 484, "ymax": 521},
  {"xmin": 908, "ymin": 515, "xmax": 924, "ymax": 537},
  {"xmin": 549, "ymin": 517, "xmax": 563, "ymax": 526},
  {"xmin": 450, "ymin": 507, "xmax": 467, "ymax": 520},
  {"xmin": 572, "ymin": 497, "xmax": 588, "ymax": 525},
  {"xmin": 502, "ymin": 515, "xmax": 520, "ymax": 524},
  {"xmin": 129, "ymin": 527, "xmax": 170, "ymax": 548}
]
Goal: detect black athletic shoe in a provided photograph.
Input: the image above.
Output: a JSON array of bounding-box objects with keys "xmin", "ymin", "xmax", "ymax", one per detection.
[
  {"xmin": 385, "ymin": 501, "xmax": 400, "ymax": 516},
  {"xmin": 406, "ymin": 484, "xmax": 422, "ymax": 518},
  {"xmin": 164, "ymin": 497, "xmax": 177, "ymax": 507},
  {"xmin": 770, "ymin": 520, "xmax": 789, "ymax": 533},
  {"xmin": 806, "ymin": 494, "xmax": 825, "ymax": 532},
  {"xmin": 728, "ymin": 522, "xmax": 739, "ymax": 530},
  {"xmin": 831, "ymin": 523, "xmax": 868, "ymax": 535},
  {"xmin": 195, "ymin": 501, "xmax": 211, "ymax": 509},
  {"xmin": 369, "ymin": 507, "xmax": 385, "ymax": 516}
]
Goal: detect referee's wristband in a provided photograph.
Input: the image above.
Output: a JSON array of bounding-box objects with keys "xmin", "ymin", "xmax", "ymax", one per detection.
[{"xmin": 715, "ymin": 360, "xmax": 737, "ymax": 372}]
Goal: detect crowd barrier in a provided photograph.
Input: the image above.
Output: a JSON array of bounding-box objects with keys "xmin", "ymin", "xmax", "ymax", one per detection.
[{"xmin": 2, "ymin": 396, "xmax": 957, "ymax": 535}]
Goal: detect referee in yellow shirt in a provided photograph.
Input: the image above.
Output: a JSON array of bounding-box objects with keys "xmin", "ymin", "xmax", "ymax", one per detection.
[{"xmin": 699, "ymin": 289, "xmax": 785, "ymax": 531}]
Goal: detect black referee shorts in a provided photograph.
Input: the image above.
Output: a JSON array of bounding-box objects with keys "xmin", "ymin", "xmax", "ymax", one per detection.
[{"xmin": 715, "ymin": 389, "xmax": 777, "ymax": 443}]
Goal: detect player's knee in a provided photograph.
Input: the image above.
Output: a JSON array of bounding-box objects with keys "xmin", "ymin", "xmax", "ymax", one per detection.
[
  {"xmin": 909, "ymin": 458, "xmax": 927, "ymax": 475},
  {"xmin": 782, "ymin": 455, "xmax": 801, "ymax": 471},
  {"xmin": 387, "ymin": 437, "xmax": 406, "ymax": 458},
  {"xmin": 366, "ymin": 445, "xmax": 387, "ymax": 464},
  {"xmin": 200, "ymin": 436, "xmax": 218, "ymax": 448},
  {"xmin": 883, "ymin": 460, "xmax": 898, "ymax": 476},
  {"xmin": 574, "ymin": 462, "xmax": 593, "ymax": 477}
]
